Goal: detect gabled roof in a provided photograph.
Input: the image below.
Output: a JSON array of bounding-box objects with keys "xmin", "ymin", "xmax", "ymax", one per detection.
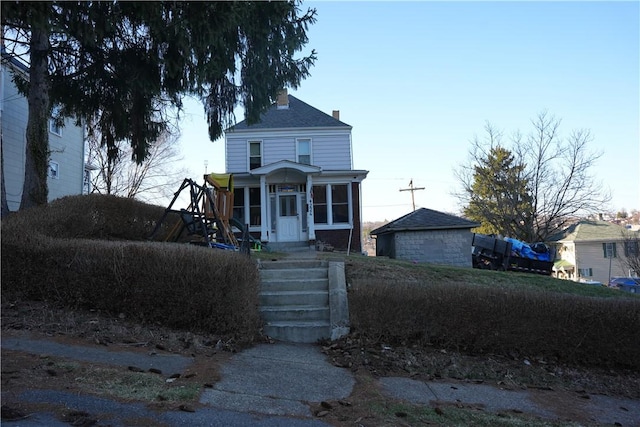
[
  {"xmin": 370, "ymin": 208, "xmax": 480, "ymax": 235},
  {"xmin": 227, "ymin": 95, "xmax": 351, "ymax": 131},
  {"xmin": 548, "ymin": 220, "xmax": 633, "ymax": 243}
]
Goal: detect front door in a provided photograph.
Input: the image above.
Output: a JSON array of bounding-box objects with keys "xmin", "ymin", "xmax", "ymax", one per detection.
[{"xmin": 278, "ymin": 194, "xmax": 299, "ymax": 242}]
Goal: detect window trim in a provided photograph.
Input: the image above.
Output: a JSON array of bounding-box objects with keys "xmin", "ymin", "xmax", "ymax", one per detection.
[
  {"xmin": 624, "ymin": 241, "xmax": 639, "ymax": 257},
  {"xmin": 49, "ymin": 106, "xmax": 63, "ymax": 136},
  {"xmin": 578, "ymin": 267, "xmax": 593, "ymax": 277},
  {"xmin": 248, "ymin": 187, "xmax": 261, "ymax": 227},
  {"xmin": 330, "ymin": 183, "xmax": 350, "ymax": 224},
  {"xmin": 312, "ymin": 183, "xmax": 352, "ymax": 227},
  {"xmin": 603, "ymin": 242, "xmax": 617, "ymax": 258},
  {"xmin": 296, "ymin": 138, "xmax": 312, "ymax": 165},
  {"xmin": 48, "ymin": 161, "xmax": 59, "ymax": 179},
  {"xmin": 248, "ymin": 140, "xmax": 262, "ymax": 170}
]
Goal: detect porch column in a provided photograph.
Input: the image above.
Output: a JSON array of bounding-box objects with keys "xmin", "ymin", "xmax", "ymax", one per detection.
[
  {"xmin": 307, "ymin": 174, "xmax": 315, "ymax": 241},
  {"xmin": 260, "ymin": 175, "xmax": 268, "ymax": 242}
]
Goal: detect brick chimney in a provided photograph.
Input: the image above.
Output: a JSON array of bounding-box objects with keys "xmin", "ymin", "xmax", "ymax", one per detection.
[
  {"xmin": 276, "ymin": 89, "xmax": 289, "ymax": 109},
  {"xmin": 332, "ymin": 110, "xmax": 340, "ymax": 120}
]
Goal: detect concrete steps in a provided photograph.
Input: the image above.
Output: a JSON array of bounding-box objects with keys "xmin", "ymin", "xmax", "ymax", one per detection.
[{"xmin": 259, "ymin": 259, "xmax": 342, "ymax": 343}]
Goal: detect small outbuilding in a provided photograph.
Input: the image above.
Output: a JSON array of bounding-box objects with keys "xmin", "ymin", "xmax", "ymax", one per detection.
[{"xmin": 370, "ymin": 208, "xmax": 480, "ymax": 267}]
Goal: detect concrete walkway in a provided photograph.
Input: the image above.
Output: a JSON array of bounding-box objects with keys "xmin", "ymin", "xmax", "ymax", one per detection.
[
  {"xmin": 200, "ymin": 343, "xmax": 355, "ymax": 417},
  {"xmin": 3, "ymin": 335, "xmax": 640, "ymax": 426}
]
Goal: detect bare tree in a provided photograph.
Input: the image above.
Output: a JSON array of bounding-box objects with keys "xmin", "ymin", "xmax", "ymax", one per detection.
[
  {"xmin": 513, "ymin": 112, "xmax": 611, "ymax": 241},
  {"xmin": 86, "ymin": 120, "xmax": 189, "ymax": 205},
  {"xmin": 456, "ymin": 111, "xmax": 610, "ymax": 242},
  {"xmin": 620, "ymin": 229, "xmax": 640, "ymax": 277}
]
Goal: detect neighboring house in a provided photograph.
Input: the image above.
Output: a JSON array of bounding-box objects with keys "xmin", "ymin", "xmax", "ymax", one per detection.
[
  {"xmin": 1, "ymin": 52, "xmax": 87, "ymax": 212},
  {"xmin": 224, "ymin": 90, "xmax": 368, "ymax": 251},
  {"xmin": 370, "ymin": 208, "xmax": 481, "ymax": 267},
  {"xmin": 548, "ymin": 220, "xmax": 639, "ymax": 284}
]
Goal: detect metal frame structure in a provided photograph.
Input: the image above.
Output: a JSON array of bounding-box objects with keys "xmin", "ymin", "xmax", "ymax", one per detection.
[{"xmin": 148, "ymin": 175, "xmax": 238, "ymax": 248}]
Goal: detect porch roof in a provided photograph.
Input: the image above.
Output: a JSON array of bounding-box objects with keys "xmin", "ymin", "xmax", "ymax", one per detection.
[{"xmin": 250, "ymin": 160, "xmax": 321, "ymax": 176}]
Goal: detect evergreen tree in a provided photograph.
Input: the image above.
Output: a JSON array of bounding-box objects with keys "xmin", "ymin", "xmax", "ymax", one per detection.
[
  {"xmin": 463, "ymin": 146, "xmax": 534, "ymax": 241},
  {"xmin": 1, "ymin": 1, "xmax": 317, "ymax": 210}
]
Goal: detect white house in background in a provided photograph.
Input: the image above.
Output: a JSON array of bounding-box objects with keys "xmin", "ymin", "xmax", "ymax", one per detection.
[
  {"xmin": 1, "ymin": 52, "xmax": 88, "ymax": 212},
  {"xmin": 224, "ymin": 90, "xmax": 368, "ymax": 251},
  {"xmin": 548, "ymin": 220, "xmax": 639, "ymax": 284}
]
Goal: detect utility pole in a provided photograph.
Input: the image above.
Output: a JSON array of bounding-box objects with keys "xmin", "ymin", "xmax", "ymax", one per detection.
[{"xmin": 399, "ymin": 179, "xmax": 425, "ymax": 211}]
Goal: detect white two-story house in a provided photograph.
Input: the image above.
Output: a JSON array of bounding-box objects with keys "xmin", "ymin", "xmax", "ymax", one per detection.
[
  {"xmin": 225, "ymin": 90, "xmax": 368, "ymax": 252},
  {"xmin": 1, "ymin": 52, "xmax": 88, "ymax": 212}
]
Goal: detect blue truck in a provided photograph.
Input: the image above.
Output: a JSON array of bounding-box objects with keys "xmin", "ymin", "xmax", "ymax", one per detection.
[{"xmin": 471, "ymin": 233, "xmax": 555, "ymax": 275}]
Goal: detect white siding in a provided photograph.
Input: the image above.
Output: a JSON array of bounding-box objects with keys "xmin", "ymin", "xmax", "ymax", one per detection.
[
  {"xmin": 311, "ymin": 133, "xmax": 351, "ymax": 169},
  {"xmin": 263, "ymin": 136, "xmax": 295, "ymax": 165},
  {"xmin": 47, "ymin": 119, "xmax": 85, "ymax": 201},
  {"xmin": 575, "ymin": 241, "xmax": 629, "ymax": 284},
  {"xmin": 2, "ymin": 64, "xmax": 28, "ymax": 211},
  {"xmin": 1, "ymin": 61, "xmax": 85, "ymax": 211},
  {"xmin": 225, "ymin": 136, "xmax": 248, "ymax": 172},
  {"xmin": 225, "ymin": 128, "xmax": 353, "ymax": 173}
]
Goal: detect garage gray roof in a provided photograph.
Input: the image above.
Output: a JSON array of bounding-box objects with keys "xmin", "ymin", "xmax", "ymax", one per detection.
[
  {"xmin": 227, "ymin": 95, "xmax": 351, "ymax": 131},
  {"xmin": 370, "ymin": 208, "xmax": 480, "ymax": 235}
]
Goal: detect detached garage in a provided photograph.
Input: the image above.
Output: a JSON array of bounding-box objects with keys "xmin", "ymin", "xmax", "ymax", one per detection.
[{"xmin": 370, "ymin": 208, "xmax": 480, "ymax": 267}]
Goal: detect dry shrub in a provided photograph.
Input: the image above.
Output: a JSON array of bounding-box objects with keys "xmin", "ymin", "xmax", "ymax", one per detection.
[
  {"xmin": 349, "ymin": 280, "xmax": 640, "ymax": 370},
  {"xmin": 1, "ymin": 194, "xmax": 261, "ymax": 343},
  {"xmin": 2, "ymin": 193, "xmax": 179, "ymax": 241}
]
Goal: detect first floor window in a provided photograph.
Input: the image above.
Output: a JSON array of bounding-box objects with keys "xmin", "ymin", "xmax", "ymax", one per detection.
[
  {"xmin": 578, "ymin": 268, "xmax": 593, "ymax": 277},
  {"xmin": 331, "ymin": 184, "xmax": 349, "ymax": 223},
  {"xmin": 249, "ymin": 187, "xmax": 261, "ymax": 226},
  {"xmin": 233, "ymin": 188, "xmax": 245, "ymax": 223},
  {"xmin": 48, "ymin": 161, "xmax": 59, "ymax": 179},
  {"xmin": 313, "ymin": 185, "xmax": 327, "ymax": 224},
  {"xmin": 313, "ymin": 184, "xmax": 349, "ymax": 225}
]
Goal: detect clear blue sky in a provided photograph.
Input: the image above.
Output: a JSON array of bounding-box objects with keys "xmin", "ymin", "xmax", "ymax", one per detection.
[{"xmin": 177, "ymin": 1, "xmax": 639, "ymax": 222}]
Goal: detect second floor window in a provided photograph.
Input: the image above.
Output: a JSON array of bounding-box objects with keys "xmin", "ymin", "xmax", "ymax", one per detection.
[
  {"xmin": 249, "ymin": 141, "xmax": 262, "ymax": 170},
  {"xmin": 603, "ymin": 242, "xmax": 617, "ymax": 258},
  {"xmin": 297, "ymin": 139, "xmax": 311, "ymax": 164},
  {"xmin": 624, "ymin": 241, "xmax": 639, "ymax": 257},
  {"xmin": 49, "ymin": 106, "xmax": 63, "ymax": 136}
]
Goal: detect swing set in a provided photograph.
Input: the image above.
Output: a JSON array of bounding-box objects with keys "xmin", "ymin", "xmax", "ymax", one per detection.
[{"xmin": 149, "ymin": 173, "xmax": 254, "ymax": 251}]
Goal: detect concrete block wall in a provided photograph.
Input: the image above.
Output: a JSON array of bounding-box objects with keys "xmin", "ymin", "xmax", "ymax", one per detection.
[{"xmin": 394, "ymin": 229, "xmax": 473, "ymax": 267}]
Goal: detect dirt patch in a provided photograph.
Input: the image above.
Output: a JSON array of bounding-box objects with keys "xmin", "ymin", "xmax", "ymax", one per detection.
[
  {"xmin": 3, "ymin": 300, "xmax": 640, "ymax": 426},
  {"xmin": 1, "ymin": 300, "xmax": 240, "ymax": 424}
]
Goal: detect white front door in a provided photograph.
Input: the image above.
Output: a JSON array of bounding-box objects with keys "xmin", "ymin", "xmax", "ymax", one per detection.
[{"xmin": 278, "ymin": 194, "xmax": 299, "ymax": 242}]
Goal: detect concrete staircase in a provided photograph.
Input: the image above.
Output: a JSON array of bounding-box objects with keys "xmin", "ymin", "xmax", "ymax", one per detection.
[{"xmin": 258, "ymin": 259, "xmax": 349, "ymax": 343}]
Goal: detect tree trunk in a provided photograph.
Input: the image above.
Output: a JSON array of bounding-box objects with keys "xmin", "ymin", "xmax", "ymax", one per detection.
[
  {"xmin": 1, "ymin": 137, "xmax": 10, "ymax": 218},
  {"xmin": 20, "ymin": 21, "xmax": 50, "ymax": 209}
]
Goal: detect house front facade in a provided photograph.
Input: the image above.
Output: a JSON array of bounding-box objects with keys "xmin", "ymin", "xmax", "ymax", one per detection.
[
  {"xmin": 550, "ymin": 220, "xmax": 639, "ymax": 284},
  {"xmin": 224, "ymin": 90, "xmax": 368, "ymax": 251},
  {"xmin": 1, "ymin": 52, "xmax": 87, "ymax": 212}
]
